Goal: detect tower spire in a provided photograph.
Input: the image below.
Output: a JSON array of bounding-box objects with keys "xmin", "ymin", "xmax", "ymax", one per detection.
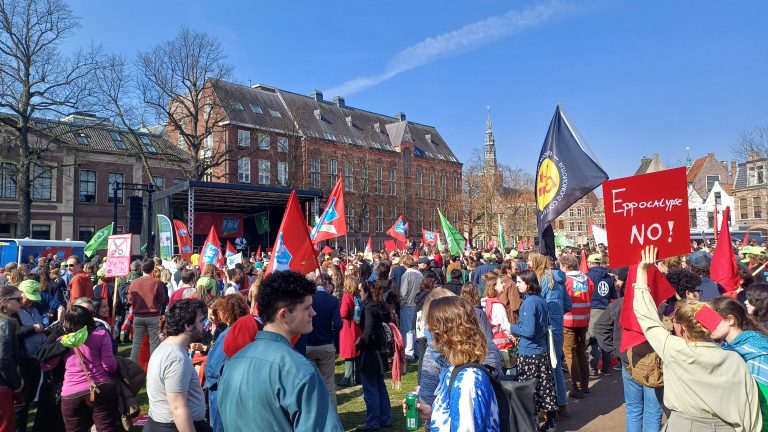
[{"xmin": 484, "ymin": 105, "xmax": 497, "ymax": 171}]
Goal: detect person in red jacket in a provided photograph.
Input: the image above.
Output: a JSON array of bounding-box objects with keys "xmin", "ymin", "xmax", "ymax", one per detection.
[
  {"xmin": 559, "ymin": 254, "xmax": 594, "ymax": 399},
  {"xmin": 66, "ymin": 256, "xmax": 93, "ymax": 302}
]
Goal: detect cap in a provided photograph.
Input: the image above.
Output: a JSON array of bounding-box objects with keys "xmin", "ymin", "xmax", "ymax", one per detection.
[
  {"xmin": 18, "ymin": 279, "xmax": 41, "ymax": 301},
  {"xmin": 97, "ymin": 267, "xmax": 106, "ymax": 278},
  {"xmin": 331, "ymin": 258, "xmax": 340, "ymax": 265},
  {"xmin": 587, "ymin": 253, "xmax": 602, "ymax": 264},
  {"xmin": 508, "ymin": 250, "xmax": 519, "ymax": 259},
  {"xmin": 392, "ymin": 257, "xmax": 401, "ymax": 265},
  {"xmin": 483, "ymin": 252, "xmax": 493, "ymax": 261},
  {"xmin": 196, "ymin": 276, "xmax": 215, "ymax": 291},
  {"xmin": 418, "ymin": 257, "xmax": 430, "ymax": 265},
  {"xmin": 687, "ymin": 251, "xmax": 712, "ymax": 268}
]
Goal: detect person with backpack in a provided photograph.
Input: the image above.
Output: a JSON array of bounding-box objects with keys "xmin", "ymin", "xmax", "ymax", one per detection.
[
  {"xmin": 425, "ymin": 296, "xmax": 499, "ymax": 432},
  {"xmin": 586, "ymin": 253, "xmax": 616, "ymax": 376},
  {"xmin": 481, "ymin": 272, "xmax": 514, "ymax": 372},
  {"xmin": 510, "ymin": 270, "xmax": 558, "ymax": 432},
  {"xmin": 355, "ymin": 280, "xmax": 394, "ymax": 431}
]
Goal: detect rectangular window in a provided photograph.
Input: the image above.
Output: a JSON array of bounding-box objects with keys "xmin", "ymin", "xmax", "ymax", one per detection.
[
  {"xmin": 177, "ymin": 133, "xmax": 185, "ymax": 149},
  {"xmin": 110, "ymin": 132, "xmax": 126, "ymax": 150},
  {"xmin": 328, "ymin": 160, "xmax": 338, "ymax": 187},
  {"xmin": 75, "ymin": 132, "xmax": 89, "ymax": 145},
  {"xmin": 346, "ymin": 206, "xmax": 356, "ymax": 231},
  {"xmin": 31, "ymin": 224, "xmax": 50, "ymax": 240},
  {"xmin": 173, "ymin": 178, "xmax": 185, "ymax": 186},
  {"xmin": 429, "ymin": 174, "xmax": 435, "ymax": 199},
  {"xmin": 140, "ymin": 135, "xmax": 157, "ymax": 154},
  {"xmin": 417, "ymin": 208, "xmax": 423, "ymax": 232},
  {"xmin": 259, "ymin": 160, "xmax": 270, "ymax": 185},
  {"xmin": 360, "ymin": 164, "xmax": 368, "ymax": 193},
  {"xmin": 269, "ymin": 109, "xmax": 281, "ymax": 117},
  {"xmin": 232, "ymin": 101, "xmax": 244, "ymax": 111},
  {"xmin": 706, "ymin": 175, "xmax": 720, "ymax": 193},
  {"xmin": 740, "ymin": 198, "xmax": 749, "ymax": 219},
  {"xmin": 569, "ymin": 208, "xmax": 575, "ymax": 218},
  {"xmin": 1, "ymin": 163, "xmax": 16, "ymax": 199},
  {"xmin": 689, "ymin": 209, "xmax": 697, "ymax": 228},
  {"xmin": 416, "ymin": 170, "xmax": 423, "ymax": 198},
  {"xmin": 441, "ymin": 175, "xmax": 447, "ymax": 200},
  {"xmin": 714, "ymin": 191, "xmax": 721, "ymax": 205},
  {"xmin": 204, "ymin": 103, "xmax": 213, "ymax": 118},
  {"xmin": 277, "ymin": 137, "xmax": 289, "ymax": 153},
  {"xmin": 362, "ymin": 204, "xmax": 370, "ymax": 232},
  {"xmin": 390, "ymin": 206, "xmax": 398, "ymax": 222},
  {"xmin": 258, "ymin": 133, "xmax": 270, "ymax": 150},
  {"xmin": 374, "ymin": 166, "xmax": 382, "ymax": 194},
  {"xmin": 389, "ymin": 168, "xmax": 396, "ymax": 196},
  {"xmin": 32, "ymin": 166, "xmax": 52, "ymax": 200},
  {"xmin": 309, "ymin": 158, "xmax": 321, "ymax": 189},
  {"xmin": 108, "ymin": 173, "xmax": 124, "ymax": 204},
  {"xmin": 376, "ymin": 205, "xmax": 384, "ymax": 232},
  {"xmin": 152, "ymin": 176, "xmax": 165, "ymax": 190},
  {"xmin": 238, "ymin": 130, "xmax": 251, "ymax": 147},
  {"xmin": 79, "ymin": 170, "xmax": 96, "ymax": 203},
  {"xmin": 759, "ymin": 165, "xmax": 765, "ymax": 185},
  {"xmin": 249, "ymin": 104, "xmax": 263, "ymax": 114},
  {"xmin": 754, "ymin": 197, "xmax": 763, "ymax": 219},
  {"xmin": 344, "ymin": 162, "xmax": 354, "ymax": 192},
  {"xmin": 78, "ymin": 226, "xmax": 95, "ymax": 243},
  {"xmin": 277, "ymin": 161, "xmax": 288, "ymax": 187},
  {"xmin": 707, "ymin": 212, "xmax": 714, "ymax": 229},
  {"xmin": 453, "ymin": 211, "xmax": 459, "ymax": 224},
  {"xmin": 238, "ymin": 157, "xmax": 250, "ymax": 183}
]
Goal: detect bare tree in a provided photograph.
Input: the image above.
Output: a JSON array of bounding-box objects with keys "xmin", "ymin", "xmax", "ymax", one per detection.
[
  {"xmin": 0, "ymin": 0, "xmax": 100, "ymax": 237},
  {"xmin": 733, "ymin": 125, "xmax": 768, "ymax": 162},
  {"xmin": 136, "ymin": 28, "xmax": 233, "ymax": 181}
]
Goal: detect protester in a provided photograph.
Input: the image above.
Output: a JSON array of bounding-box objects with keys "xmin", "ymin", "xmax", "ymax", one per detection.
[
  {"xmin": 42, "ymin": 305, "xmax": 119, "ymax": 432},
  {"xmin": 560, "ymin": 253, "xmax": 594, "ymax": 398},
  {"xmin": 481, "ymin": 272, "xmax": 514, "ymax": 371},
  {"xmin": 167, "ymin": 269, "xmax": 199, "ymax": 306},
  {"xmin": 145, "ymin": 299, "xmax": 209, "ymax": 432},
  {"xmin": 710, "ymin": 296, "xmax": 768, "ymax": 431},
  {"xmin": 14, "ymin": 279, "xmax": 48, "ymax": 430},
  {"xmin": 128, "ymin": 258, "xmax": 168, "ymax": 361},
  {"xmin": 339, "ymin": 275, "xmax": 362, "ymax": 387},
  {"xmin": 443, "ymin": 269, "xmax": 463, "ymax": 295},
  {"xmin": 497, "ymin": 274, "xmax": 522, "ymax": 325},
  {"xmin": 223, "ymin": 268, "xmax": 245, "ymax": 296},
  {"xmin": 306, "ymin": 273, "xmax": 342, "ymax": 406},
  {"xmin": 399, "ymin": 255, "xmax": 423, "ymax": 360},
  {"xmin": 511, "ymin": 270, "xmax": 558, "ymax": 431},
  {"xmin": 67, "ymin": 256, "xmax": 93, "ymax": 302},
  {"xmin": 634, "ymin": 246, "xmax": 761, "ymax": 431},
  {"xmin": 0, "ymin": 285, "xmax": 23, "ymax": 432},
  {"xmin": 218, "ymin": 271, "xmax": 343, "ymax": 431},
  {"xmin": 586, "ymin": 253, "xmax": 616, "ymax": 376},
  {"xmin": 746, "ymin": 284, "xmax": 768, "ymax": 328},
  {"xmin": 425, "ymin": 296, "xmax": 499, "ymax": 431},
  {"xmin": 414, "ymin": 278, "xmax": 437, "ymax": 365}
]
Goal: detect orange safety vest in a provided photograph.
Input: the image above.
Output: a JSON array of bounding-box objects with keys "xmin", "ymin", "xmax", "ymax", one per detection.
[
  {"xmin": 484, "ymin": 297, "xmax": 514, "ymax": 350},
  {"xmin": 563, "ymin": 273, "xmax": 594, "ymax": 328}
]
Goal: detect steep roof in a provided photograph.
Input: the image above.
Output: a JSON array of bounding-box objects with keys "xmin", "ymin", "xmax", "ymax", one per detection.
[
  {"xmin": 635, "ymin": 153, "xmax": 666, "ymax": 175},
  {"xmin": 210, "ymin": 80, "xmax": 460, "ymax": 164},
  {"xmin": 687, "ymin": 154, "xmax": 709, "ymax": 183}
]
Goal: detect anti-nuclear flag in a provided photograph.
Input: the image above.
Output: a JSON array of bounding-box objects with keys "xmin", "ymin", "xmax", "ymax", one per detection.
[
  {"xmin": 173, "ymin": 220, "xmax": 193, "ymax": 261},
  {"xmin": 265, "ymin": 191, "xmax": 320, "ymax": 276},
  {"xmin": 422, "ymin": 229, "xmax": 439, "ymax": 246},
  {"xmin": 84, "ymin": 223, "xmax": 113, "ymax": 258},
  {"xmin": 536, "ymin": 105, "xmax": 608, "ymax": 258},
  {"xmin": 310, "ymin": 176, "xmax": 347, "ymax": 243},
  {"xmin": 438, "ymin": 209, "xmax": 465, "ymax": 256},
  {"xmin": 386, "ymin": 216, "xmax": 409, "ymax": 243},
  {"xmin": 497, "ymin": 215, "xmax": 507, "ymax": 251},
  {"xmin": 199, "ymin": 226, "xmax": 222, "ymax": 273},
  {"xmin": 225, "ymin": 241, "xmax": 236, "ymax": 257},
  {"xmin": 364, "ymin": 236, "xmax": 373, "ymax": 261}
]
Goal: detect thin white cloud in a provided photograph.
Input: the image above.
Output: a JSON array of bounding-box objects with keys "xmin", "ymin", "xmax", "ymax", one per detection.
[{"xmin": 325, "ymin": 1, "xmax": 565, "ymax": 97}]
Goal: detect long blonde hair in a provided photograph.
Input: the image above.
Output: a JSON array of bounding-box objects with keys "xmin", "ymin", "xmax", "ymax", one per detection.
[
  {"xmin": 426, "ymin": 296, "xmax": 486, "ymax": 366},
  {"xmin": 674, "ymin": 300, "xmax": 713, "ymax": 342},
  {"xmin": 528, "ymin": 252, "xmax": 552, "ymax": 281}
]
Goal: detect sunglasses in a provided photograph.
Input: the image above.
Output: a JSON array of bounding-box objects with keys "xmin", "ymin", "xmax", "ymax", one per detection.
[
  {"xmin": 7, "ymin": 296, "xmax": 21, "ymax": 302},
  {"xmin": 67, "ymin": 264, "xmax": 77, "ymax": 268}
]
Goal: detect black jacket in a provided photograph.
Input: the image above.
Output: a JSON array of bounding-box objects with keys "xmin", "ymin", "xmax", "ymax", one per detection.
[
  {"xmin": 593, "ymin": 297, "xmax": 628, "ymax": 366},
  {"xmin": 443, "ymin": 280, "xmax": 462, "ymax": 296},
  {"xmin": 0, "ymin": 316, "xmax": 21, "ymax": 389},
  {"xmin": 358, "ymin": 300, "xmax": 392, "ymax": 376}
]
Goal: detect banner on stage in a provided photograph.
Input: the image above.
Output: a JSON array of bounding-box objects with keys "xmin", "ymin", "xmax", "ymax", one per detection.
[
  {"xmin": 193, "ymin": 212, "xmax": 244, "ymax": 238},
  {"xmin": 602, "ymin": 167, "xmax": 690, "ymax": 267}
]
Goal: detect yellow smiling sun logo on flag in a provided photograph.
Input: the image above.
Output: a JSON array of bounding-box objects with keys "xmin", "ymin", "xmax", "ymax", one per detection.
[{"xmin": 536, "ymin": 158, "xmax": 560, "ymax": 211}]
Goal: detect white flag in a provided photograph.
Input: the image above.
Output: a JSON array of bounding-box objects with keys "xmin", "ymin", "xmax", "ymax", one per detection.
[
  {"xmin": 227, "ymin": 252, "xmax": 243, "ymax": 269},
  {"xmin": 592, "ymin": 225, "xmax": 608, "ymax": 247}
]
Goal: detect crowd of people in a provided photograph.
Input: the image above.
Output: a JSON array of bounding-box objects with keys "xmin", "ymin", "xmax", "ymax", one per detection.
[{"xmin": 0, "ymin": 237, "xmax": 767, "ymax": 431}]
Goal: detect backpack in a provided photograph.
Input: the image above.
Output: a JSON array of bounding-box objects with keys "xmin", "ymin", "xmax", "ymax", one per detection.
[
  {"xmin": 449, "ymin": 363, "xmax": 538, "ymax": 432},
  {"xmin": 380, "ymin": 322, "xmax": 395, "ymax": 359}
]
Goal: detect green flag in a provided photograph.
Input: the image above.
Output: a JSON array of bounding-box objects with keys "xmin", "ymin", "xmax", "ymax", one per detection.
[
  {"xmin": 497, "ymin": 215, "xmax": 507, "ymax": 251},
  {"xmin": 438, "ymin": 209, "xmax": 465, "ymax": 256},
  {"xmin": 554, "ymin": 231, "xmax": 574, "ymax": 250},
  {"xmin": 84, "ymin": 223, "xmax": 113, "ymax": 258},
  {"xmin": 254, "ymin": 212, "xmax": 269, "ymax": 235},
  {"xmin": 156, "ymin": 214, "xmax": 174, "ymax": 260}
]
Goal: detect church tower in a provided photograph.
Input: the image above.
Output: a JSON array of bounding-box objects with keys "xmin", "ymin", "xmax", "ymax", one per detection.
[{"xmin": 484, "ymin": 106, "xmax": 497, "ymax": 172}]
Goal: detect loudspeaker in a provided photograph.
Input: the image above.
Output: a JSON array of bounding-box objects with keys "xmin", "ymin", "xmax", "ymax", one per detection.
[{"xmin": 127, "ymin": 196, "xmax": 143, "ymax": 235}]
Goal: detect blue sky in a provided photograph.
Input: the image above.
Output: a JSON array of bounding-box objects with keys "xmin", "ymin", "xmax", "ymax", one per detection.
[{"xmin": 69, "ymin": 0, "xmax": 768, "ymax": 181}]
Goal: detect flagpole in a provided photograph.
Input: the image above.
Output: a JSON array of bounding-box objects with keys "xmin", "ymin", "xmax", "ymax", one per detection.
[{"xmin": 345, "ymin": 235, "xmax": 349, "ymax": 254}]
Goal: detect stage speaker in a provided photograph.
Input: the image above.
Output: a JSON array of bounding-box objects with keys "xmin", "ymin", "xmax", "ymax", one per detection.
[{"xmin": 127, "ymin": 196, "xmax": 143, "ymax": 235}]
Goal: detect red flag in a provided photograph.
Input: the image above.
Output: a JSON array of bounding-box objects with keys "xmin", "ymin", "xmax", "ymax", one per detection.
[
  {"xmin": 422, "ymin": 229, "xmax": 438, "ymax": 246},
  {"xmin": 383, "ymin": 240, "xmax": 397, "ymax": 254},
  {"xmin": 386, "ymin": 215, "xmax": 408, "ymax": 243},
  {"xmin": 711, "ymin": 207, "xmax": 739, "ymax": 293},
  {"xmin": 364, "ymin": 236, "xmax": 373, "ymax": 260},
  {"xmin": 619, "ymin": 264, "xmax": 676, "ymax": 351},
  {"xmin": 199, "ymin": 226, "xmax": 222, "ymax": 273},
  {"xmin": 225, "ymin": 241, "xmax": 236, "ymax": 257},
  {"xmin": 265, "ymin": 191, "xmax": 320, "ymax": 276},
  {"xmin": 589, "ymin": 218, "xmax": 597, "ymax": 236},
  {"xmin": 173, "ymin": 220, "xmax": 193, "ymax": 261},
  {"xmin": 309, "ymin": 176, "xmax": 347, "ymax": 243},
  {"xmin": 743, "ymin": 230, "xmax": 751, "ymax": 246},
  {"xmin": 579, "ymin": 249, "xmax": 589, "ymax": 274},
  {"xmin": 321, "ymin": 245, "xmax": 333, "ymax": 256},
  {"xmin": 255, "ymin": 245, "xmax": 261, "ymax": 260}
]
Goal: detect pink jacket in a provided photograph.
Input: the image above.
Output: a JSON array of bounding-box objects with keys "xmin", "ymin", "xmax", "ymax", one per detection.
[{"xmin": 42, "ymin": 329, "xmax": 116, "ymax": 397}]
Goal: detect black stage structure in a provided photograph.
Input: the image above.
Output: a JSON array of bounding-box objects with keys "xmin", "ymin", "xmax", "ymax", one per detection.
[{"xmin": 152, "ymin": 181, "xmax": 322, "ymax": 255}]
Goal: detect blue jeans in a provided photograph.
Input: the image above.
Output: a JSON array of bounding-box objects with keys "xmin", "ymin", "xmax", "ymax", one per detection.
[
  {"xmin": 209, "ymin": 389, "xmax": 223, "ymax": 432},
  {"xmin": 361, "ymin": 372, "xmax": 391, "ymax": 428},
  {"xmin": 400, "ymin": 305, "xmax": 416, "ymax": 358},
  {"xmin": 622, "ymin": 365, "xmax": 663, "ymax": 432},
  {"xmin": 551, "ymin": 331, "xmax": 567, "ymax": 406}
]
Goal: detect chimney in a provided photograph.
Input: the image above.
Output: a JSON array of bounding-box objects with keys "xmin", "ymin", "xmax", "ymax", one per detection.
[
  {"xmin": 314, "ymin": 109, "xmax": 322, "ymax": 120},
  {"xmin": 395, "ymin": 112, "xmax": 406, "ymax": 121},
  {"xmin": 334, "ymin": 96, "xmax": 345, "ymax": 107},
  {"xmin": 731, "ymin": 161, "xmax": 737, "ymax": 177},
  {"xmin": 311, "ymin": 89, "xmax": 323, "ymax": 102}
]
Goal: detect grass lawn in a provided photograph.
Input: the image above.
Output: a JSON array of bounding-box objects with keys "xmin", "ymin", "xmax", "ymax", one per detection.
[{"xmin": 29, "ymin": 343, "xmax": 421, "ymax": 431}]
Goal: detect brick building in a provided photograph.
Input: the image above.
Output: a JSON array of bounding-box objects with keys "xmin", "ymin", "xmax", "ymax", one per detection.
[
  {"xmin": 552, "ymin": 191, "xmax": 604, "ymax": 244},
  {"xmin": 167, "ymin": 80, "xmax": 463, "ymax": 251},
  {"xmin": 733, "ymin": 153, "xmax": 768, "ymax": 236},
  {"xmin": 0, "ymin": 114, "xmax": 186, "ymax": 242}
]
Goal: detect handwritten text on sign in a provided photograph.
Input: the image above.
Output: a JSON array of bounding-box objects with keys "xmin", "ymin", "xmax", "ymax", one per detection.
[
  {"xmin": 602, "ymin": 167, "xmax": 691, "ymax": 267},
  {"xmin": 105, "ymin": 234, "xmax": 133, "ymax": 277}
]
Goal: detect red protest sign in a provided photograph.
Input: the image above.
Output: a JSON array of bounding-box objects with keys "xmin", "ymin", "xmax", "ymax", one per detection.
[{"xmin": 602, "ymin": 167, "xmax": 691, "ymax": 267}]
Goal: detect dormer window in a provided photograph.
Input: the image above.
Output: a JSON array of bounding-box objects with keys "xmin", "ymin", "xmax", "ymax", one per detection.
[
  {"xmin": 232, "ymin": 101, "xmax": 245, "ymax": 111},
  {"xmin": 269, "ymin": 109, "xmax": 281, "ymax": 117},
  {"xmin": 250, "ymin": 104, "xmax": 263, "ymax": 114},
  {"xmin": 140, "ymin": 136, "xmax": 158, "ymax": 154},
  {"xmin": 110, "ymin": 132, "xmax": 126, "ymax": 150},
  {"xmin": 75, "ymin": 133, "xmax": 89, "ymax": 145}
]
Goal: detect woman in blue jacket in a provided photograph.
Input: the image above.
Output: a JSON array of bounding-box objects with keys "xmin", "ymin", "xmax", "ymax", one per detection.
[
  {"xmin": 529, "ymin": 252, "xmax": 570, "ymax": 416},
  {"xmin": 510, "ymin": 270, "xmax": 558, "ymax": 432}
]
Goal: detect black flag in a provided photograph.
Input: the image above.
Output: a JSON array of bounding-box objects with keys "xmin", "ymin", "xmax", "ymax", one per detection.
[{"xmin": 536, "ymin": 105, "xmax": 608, "ymax": 258}]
